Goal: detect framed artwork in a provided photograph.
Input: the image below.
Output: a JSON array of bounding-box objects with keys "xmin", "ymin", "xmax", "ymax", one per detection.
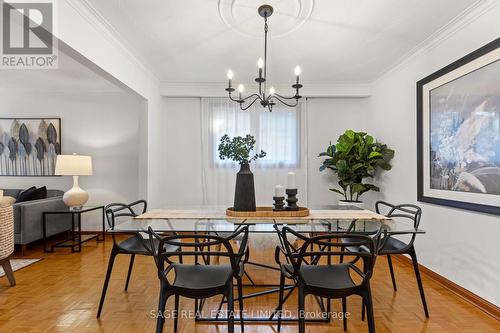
[
  {"xmin": 417, "ymin": 38, "xmax": 500, "ymax": 215},
  {"xmin": 0, "ymin": 118, "xmax": 61, "ymax": 176}
]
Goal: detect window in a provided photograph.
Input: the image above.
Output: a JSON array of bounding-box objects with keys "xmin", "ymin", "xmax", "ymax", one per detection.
[{"xmin": 204, "ymin": 98, "xmax": 301, "ymax": 168}]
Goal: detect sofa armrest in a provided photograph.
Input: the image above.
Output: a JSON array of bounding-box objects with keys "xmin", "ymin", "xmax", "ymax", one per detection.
[{"xmin": 13, "ymin": 197, "xmax": 70, "ymax": 245}]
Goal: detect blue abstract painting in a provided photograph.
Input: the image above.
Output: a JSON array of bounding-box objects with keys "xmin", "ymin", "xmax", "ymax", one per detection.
[{"xmin": 429, "ymin": 60, "xmax": 500, "ymax": 195}]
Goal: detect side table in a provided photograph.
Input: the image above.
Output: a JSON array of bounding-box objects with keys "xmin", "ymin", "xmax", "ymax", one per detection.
[{"xmin": 43, "ymin": 206, "xmax": 105, "ymax": 253}]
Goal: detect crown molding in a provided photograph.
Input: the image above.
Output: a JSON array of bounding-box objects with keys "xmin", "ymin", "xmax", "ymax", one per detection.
[
  {"xmin": 160, "ymin": 81, "xmax": 372, "ymax": 98},
  {"xmin": 375, "ymin": 0, "xmax": 499, "ymax": 82},
  {"xmin": 65, "ymin": 0, "xmax": 159, "ymax": 85}
]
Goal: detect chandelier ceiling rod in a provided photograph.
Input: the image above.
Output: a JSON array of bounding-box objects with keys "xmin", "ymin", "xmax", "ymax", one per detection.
[{"xmin": 225, "ymin": 4, "xmax": 303, "ymax": 112}]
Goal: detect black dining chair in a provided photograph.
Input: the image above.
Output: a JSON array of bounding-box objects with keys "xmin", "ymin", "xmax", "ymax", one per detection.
[
  {"xmin": 96, "ymin": 200, "xmax": 179, "ymax": 318},
  {"xmin": 371, "ymin": 201, "xmax": 429, "ymax": 318},
  {"xmin": 275, "ymin": 226, "xmax": 382, "ymax": 333},
  {"xmin": 147, "ymin": 225, "xmax": 249, "ymax": 333}
]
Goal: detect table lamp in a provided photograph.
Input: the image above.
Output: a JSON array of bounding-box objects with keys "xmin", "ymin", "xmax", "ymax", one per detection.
[{"xmin": 55, "ymin": 154, "xmax": 93, "ymax": 209}]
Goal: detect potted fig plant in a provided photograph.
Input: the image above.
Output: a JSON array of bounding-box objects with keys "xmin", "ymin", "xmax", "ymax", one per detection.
[
  {"xmin": 218, "ymin": 134, "xmax": 266, "ymax": 211},
  {"xmin": 319, "ymin": 130, "xmax": 394, "ymax": 207}
]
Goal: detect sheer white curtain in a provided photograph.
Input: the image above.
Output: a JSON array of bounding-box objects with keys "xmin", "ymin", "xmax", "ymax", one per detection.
[{"xmin": 201, "ymin": 97, "xmax": 308, "ymax": 207}]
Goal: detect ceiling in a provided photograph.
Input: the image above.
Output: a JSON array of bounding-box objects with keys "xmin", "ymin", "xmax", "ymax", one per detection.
[{"xmin": 85, "ymin": 0, "xmax": 479, "ymax": 84}]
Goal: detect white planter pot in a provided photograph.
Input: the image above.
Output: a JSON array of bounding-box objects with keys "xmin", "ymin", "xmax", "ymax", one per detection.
[{"xmin": 338, "ymin": 200, "xmax": 364, "ymax": 209}]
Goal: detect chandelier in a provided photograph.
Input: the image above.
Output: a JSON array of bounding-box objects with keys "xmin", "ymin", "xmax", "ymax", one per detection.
[{"xmin": 225, "ymin": 4, "xmax": 303, "ymax": 112}]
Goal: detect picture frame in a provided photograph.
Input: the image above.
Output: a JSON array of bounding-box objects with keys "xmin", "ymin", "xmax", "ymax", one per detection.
[
  {"xmin": 417, "ymin": 37, "xmax": 500, "ymax": 215},
  {"xmin": 0, "ymin": 117, "xmax": 62, "ymax": 177}
]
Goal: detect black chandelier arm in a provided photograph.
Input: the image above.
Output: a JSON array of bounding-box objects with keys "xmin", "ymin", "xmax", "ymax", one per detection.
[
  {"xmin": 274, "ymin": 93, "xmax": 301, "ymax": 100},
  {"xmin": 228, "ymin": 93, "xmax": 242, "ymax": 103},
  {"xmin": 228, "ymin": 92, "xmax": 262, "ymax": 104},
  {"xmin": 272, "ymin": 94, "xmax": 300, "ymax": 108},
  {"xmin": 239, "ymin": 96, "xmax": 261, "ymax": 111},
  {"xmin": 241, "ymin": 93, "xmax": 263, "ymax": 103}
]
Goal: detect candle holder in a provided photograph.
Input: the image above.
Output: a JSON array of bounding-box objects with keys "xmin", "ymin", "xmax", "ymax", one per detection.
[
  {"xmin": 273, "ymin": 196, "xmax": 286, "ymax": 211},
  {"xmin": 285, "ymin": 189, "xmax": 299, "ymax": 211}
]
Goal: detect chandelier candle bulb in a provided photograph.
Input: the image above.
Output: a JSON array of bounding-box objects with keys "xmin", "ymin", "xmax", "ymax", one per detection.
[
  {"xmin": 238, "ymin": 84, "xmax": 244, "ymax": 100},
  {"xmin": 269, "ymin": 86, "xmax": 275, "ymax": 95},
  {"xmin": 257, "ymin": 57, "xmax": 264, "ymax": 78},
  {"xmin": 257, "ymin": 58, "xmax": 264, "ymax": 69},
  {"xmin": 295, "ymin": 65, "xmax": 301, "ymax": 78},
  {"xmin": 287, "ymin": 171, "xmax": 296, "ymax": 189}
]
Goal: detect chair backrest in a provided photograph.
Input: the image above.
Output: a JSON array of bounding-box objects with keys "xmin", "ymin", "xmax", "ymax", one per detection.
[
  {"xmin": 279, "ymin": 226, "xmax": 382, "ymax": 284},
  {"xmin": 104, "ymin": 200, "xmax": 147, "ymax": 229},
  {"xmin": 147, "ymin": 225, "xmax": 249, "ymax": 288},
  {"xmin": 375, "ymin": 201, "xmax": 421, "ymax": 248}
]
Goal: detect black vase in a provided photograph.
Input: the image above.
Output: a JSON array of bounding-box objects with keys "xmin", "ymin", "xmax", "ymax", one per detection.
[{"xmin": 234, "ymin": 163, "xmax": 256, "ymax": 211}]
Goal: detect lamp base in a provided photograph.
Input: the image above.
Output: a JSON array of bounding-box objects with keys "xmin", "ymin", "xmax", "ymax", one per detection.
[{"xmin": 63, "ymin": 176, "xmax": 89, "ymax": 209}]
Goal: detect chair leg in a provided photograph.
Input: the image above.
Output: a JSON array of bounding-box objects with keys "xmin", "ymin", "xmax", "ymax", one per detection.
[
  {"xmin": 0, "ymin": 258, "xmax": 16, "ymax": 286},
  {"xmin": 227, "ymin": 281, "xmax": 235, "ymax": 333},
  {"xmin": 276, "ymin": 273, "xmax": 285, "ymax": 332},
  {"xmin": 409, "ymin": 247, "xmax": 429, "ymax": 318},
  {"xmin": 124, "ymin": 254, "xmax": 135, "ymax": 291},
  {"xmin": 156, "ymin": 286, "xmax": 169, "ymax": 333},
  {"xmin": 364, "ymin": 285, "xmax": 376, "ymax": 333},
  {"xmin": 387, "ymin": 254, "xmax": 397, "ymax": 291},
  {"xmin": 174, "ymin": 294, "xmax": 180, "ymax": 333},
  {"xmin": 97, "ymin": 247, "xmax": 118, "ymax": 318},
  {"xmin": 342, "ymin": 297, "xmax": 347, "ymax": 331},
  {"xmin": 298, "ymin": 284, "xmax": 306, "ymax": 333},
  {"xmin": 361, "ymin": 256, "xmax": 367, "ymax": 321},
  {"xmin": 178, "ymin": 247, "xmax": 183, "ymax": 264},
  {"xmin": 361, "ymin": 299, "xmax": 365, "ymax": 321},
  {"xmin": 237, "ymin": 277, "xmax": 244, "ymax": 332}
]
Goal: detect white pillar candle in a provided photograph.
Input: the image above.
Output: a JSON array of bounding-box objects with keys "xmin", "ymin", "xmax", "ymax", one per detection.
[
  {"xmin": 287, "ymin": 171, "xmax": 296, "ymax": 189},
  {"xmin": 274, "ymin": 185, "xmax": 285, "ymax": 197}
]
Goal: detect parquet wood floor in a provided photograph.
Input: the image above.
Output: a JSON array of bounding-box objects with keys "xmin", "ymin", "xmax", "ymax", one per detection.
[{"xmin": 0, "ymin": 237, "xmax": 498, "ymax": 332}]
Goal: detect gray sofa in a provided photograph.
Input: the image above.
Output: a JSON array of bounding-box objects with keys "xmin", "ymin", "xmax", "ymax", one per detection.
[{"xmin": 4, "ymin": 189, "xmax": 71, "ymax": 253}]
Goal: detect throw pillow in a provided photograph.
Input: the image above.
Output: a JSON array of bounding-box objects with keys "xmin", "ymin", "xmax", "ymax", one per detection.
[
  {"xmin": 31, "ymin": 186, "xmax": 48, "ymax": 201},
  {"xmin": 15, "ymin": 186, "xmax": 36, "ymax": 203},
  {"xmin": 15, "ymin": 186, "xmax": 47, "ymax": 203}
]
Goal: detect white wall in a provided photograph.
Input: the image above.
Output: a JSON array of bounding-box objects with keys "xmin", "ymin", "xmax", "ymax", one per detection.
[
  {"xmin": 161, "ymin": 97, "xmax": 372, "ymax": 207},
  {"xmin": 0, "ymin": 91, "xmax": 144, "ymax": 230},
  {"xmin": 306, "ymin": 98, "xmax": 373, "ymax": 206},
  {"xmin": 369, "ymin": 4, "xmax": 500, "ymax": 306},
  {"xmin": 54, "ymin": 0, "xmax": 164, "ymax": 208}
]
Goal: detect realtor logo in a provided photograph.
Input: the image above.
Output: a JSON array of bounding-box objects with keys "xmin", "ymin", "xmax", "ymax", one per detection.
[{"xmin": 1, "ymin": 0, "xmax": 58, "ymax": 69}]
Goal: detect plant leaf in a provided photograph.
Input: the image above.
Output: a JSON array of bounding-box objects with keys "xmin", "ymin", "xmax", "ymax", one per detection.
[{"xmin": 329, "ymin": 188, "xmax": 345, "ymax": 196}]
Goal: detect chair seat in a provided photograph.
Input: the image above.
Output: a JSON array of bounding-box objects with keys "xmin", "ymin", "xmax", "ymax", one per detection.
[
  {"xmin": 171, "ymin": 264, "xmax": 233, "ymax": 290},
  {"xmin": 343, "ymin": 236, "xmax": 408, "ymax": 254},
  {"xmin": 379, "ymin": 236, "xmax": 408, "ymax": 254},
  {"xmin": 118, "ymin": 236, "xmax": 178, "ymax": 255},
  {"xmin": 280, "ymin": 263, "xmax": 358, "ymax": 289},
  {"xmin": 299, "ymin": 264, "xmax": 357, "ymax": 290}
]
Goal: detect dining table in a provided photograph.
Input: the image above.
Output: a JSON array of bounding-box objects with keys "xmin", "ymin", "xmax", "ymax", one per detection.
[{"xmin": 107, "ymin": 205, "xmax": 425, "ymax": 323}]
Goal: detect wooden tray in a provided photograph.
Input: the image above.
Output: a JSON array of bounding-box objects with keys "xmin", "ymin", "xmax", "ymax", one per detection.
[{"xmin": 226, "ymin": 206, "xmax": 310, "ymax": 218}]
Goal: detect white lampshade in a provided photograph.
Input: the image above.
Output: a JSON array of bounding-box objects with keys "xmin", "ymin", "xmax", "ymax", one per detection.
[{"xmin": 55, "ymin": 154, "xmax": 93, "ymax": 176}]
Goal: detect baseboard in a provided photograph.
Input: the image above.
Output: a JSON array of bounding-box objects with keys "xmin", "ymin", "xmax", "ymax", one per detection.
[{"xmin": 394, "ymin": 254, "xmax": 500, "ymax": 320}]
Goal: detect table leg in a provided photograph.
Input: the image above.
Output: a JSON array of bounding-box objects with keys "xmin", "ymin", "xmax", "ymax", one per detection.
[
  {"xmin": 77, "ymin": 213, "xmax": 82, "ymax": 252},
  {"xmin": 43, "ymin": 213, "xmax": 49, "ymax": 253},
  {"xmin": 100, "ymin": 207, "xmax": 105, "ymax": 241},
  {"xmin": 71, "ymin": 213, "xmax": 76, "ymax": 252}
]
